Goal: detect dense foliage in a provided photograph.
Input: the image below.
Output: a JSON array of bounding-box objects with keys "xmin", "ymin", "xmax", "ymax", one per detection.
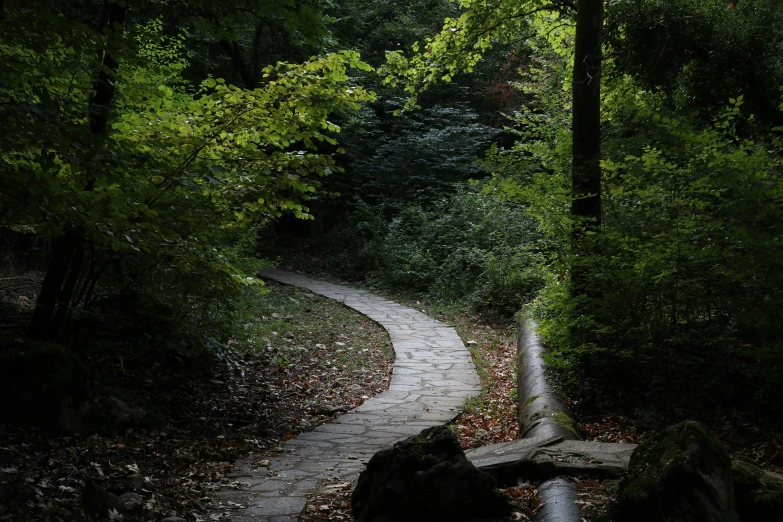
[
  {"xmin": 478, "ymin": 0, "xmax": 783, "ymax": 417},
  {"xmin": 0, "ymin": 0, "xmax": 372, "ymax": 345},
  {"xmin": 3, "ymin": 0, "xmax": 783, "ymax": 428},
  {"xmin": 319, "ymin": 0, "xmax": 783, "ymax": 420},
  {"xmin": 532, "ymin": 98, "xmax": 783, "ymax": 416},
  {"xmin": 607, "ymin": 0, "xmax": 783, "ymax": 128},
  {"xmin": 310, "ymin": 188, "xmax": 543, "ymax": 320}
]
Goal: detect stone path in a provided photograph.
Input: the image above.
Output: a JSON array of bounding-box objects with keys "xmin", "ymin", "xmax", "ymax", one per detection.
[{"xmin": 218, "ymin": 268, "xmax": 481, "ymax": 522}]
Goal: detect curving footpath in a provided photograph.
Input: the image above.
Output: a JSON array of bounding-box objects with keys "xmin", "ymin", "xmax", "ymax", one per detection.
[{"xmin": 218, "ymin": 268, "xmax": 481, "ymax": 522}]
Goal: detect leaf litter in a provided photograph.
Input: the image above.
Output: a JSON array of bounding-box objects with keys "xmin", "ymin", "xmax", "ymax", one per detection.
[{"xmin": 0, "ymin": 280, "xmax": 393, "ymax": 522}]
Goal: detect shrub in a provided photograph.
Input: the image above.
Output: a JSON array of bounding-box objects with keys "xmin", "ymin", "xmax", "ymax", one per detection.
[{"xmin": 318, "ymin": 186, "xmax": 544, "ymax": 319}]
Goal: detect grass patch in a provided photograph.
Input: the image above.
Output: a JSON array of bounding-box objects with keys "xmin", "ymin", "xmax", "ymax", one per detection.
[{"xmin": 232, "ymin": 279, "xmax": 392, "ymax": 374}]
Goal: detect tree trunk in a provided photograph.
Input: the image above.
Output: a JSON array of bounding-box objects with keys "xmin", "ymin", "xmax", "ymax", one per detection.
[
  {"xmin": 90, "ymin": 0, "xmax": 127, "ymax": 135},
  {"xmin": 220, "ymin": 39, "xmax": 258, "ymax": 89},
  {"xmin": 28, "ymin": 235, "xmax": 75, "ymax": 340},
  {"xmin": 570, "ymin": 0, "xmax": 603, "ymax": 297},
  {"xmin": 27, "ymin": 0, "xmax": 127, "ymax": 342},
  {"xmin": 49, "ymin": 242, "xmax": 85, "ymax": 341}
]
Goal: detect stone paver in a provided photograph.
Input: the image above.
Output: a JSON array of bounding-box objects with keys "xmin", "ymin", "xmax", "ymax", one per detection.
[{"xmin": 218, "ymin": 269, "xmax": 480, "ymax": 521}]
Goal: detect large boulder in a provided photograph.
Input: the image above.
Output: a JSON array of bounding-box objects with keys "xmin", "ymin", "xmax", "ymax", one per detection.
[
  {"xmin": 614, "ymin": 420, "xmax": 738, "ymax": 522},
  {"xmin": 732, "ymin": 460, "xmax": 783, "ymax": 521},
  {"xmin": 351, "ymin": 425, "xmax": 511, "ymax": 522}
]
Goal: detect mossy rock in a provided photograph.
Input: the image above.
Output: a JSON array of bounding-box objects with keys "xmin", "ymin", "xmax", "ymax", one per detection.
[
  {"xmin": 94, "ymin": 395, "xmax": 167, "ymax": 432},
  {"xmin": 732, "ymin": 460, "xmax": 783, "ymax": 521},
  {"xmin": 614, "ymin": 420, "xmax": 738, "ymax": 522},
  {"xmin": 0, "ymin": 338, "xmax": 92, "ymax": 433},
  {"xmin": 351, "ymin": 425, "xmax": 511, "ymax": 522}
]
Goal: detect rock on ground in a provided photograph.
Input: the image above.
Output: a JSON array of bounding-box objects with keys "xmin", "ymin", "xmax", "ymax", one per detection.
[
  {"xmin": 102, "ymin": 396, "xmax": 147, "ymax": 428},
  {"xmin": 732, "ymin": 459, "xmax": 783, "ymax": 521},
  {"xmin": 81, "ymin": 480, "xmax": 121, "ymax": 517},
  {"xmin": 119, "ymin": 491, "xmax": 144, "ymax": 512},
  {"xmin": 614, "ymin": 420, "xmax": 738, "ymax": 522},
  {"xmin": 351, "ymin": 425, "xmax": 511, "ymax": 522}
]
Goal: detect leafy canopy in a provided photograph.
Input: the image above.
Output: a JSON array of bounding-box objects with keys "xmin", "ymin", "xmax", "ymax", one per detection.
[
  {"xmin": 0, "ymin": 3, "xmax": 374, "ymax": 289},
  {"xmin": 379, "ymin": 0, "xmax": 574, "ymax": 111}
]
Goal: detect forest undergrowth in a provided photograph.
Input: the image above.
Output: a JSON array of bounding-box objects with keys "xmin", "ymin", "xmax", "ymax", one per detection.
[
  {"xmin": 3, "ymin": 0, "xmax": 783, "ymax": 520},
  {"xmin": 3, "ymin": 256, "xmax": 782, "ymax": 522},
  {"xmin": 282, "ymin": 255, "xmax": 783, "ymax": 521},
  {"xmin": 0, "ymin": 279, "xmax": 393, "ymax": 522}
]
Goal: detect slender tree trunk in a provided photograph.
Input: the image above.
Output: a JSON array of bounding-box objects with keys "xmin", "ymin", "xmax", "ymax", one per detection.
[
  {"xmin": 28, "ymin": 235, "xmax": 75, "ymax": 340},
  {"xmin": 570, "ymin": 0, "xmax": 603, "ymax": 297},
  {"xmin": 27, "ymin": 0, "xmax": 127, "ymax": 342},
  {"xmin": 90, "ymin": 0, "xmax": 127, "ymax": 135},
  {"xmin": 220, "ymin": 39, "xmax": 257, "ymax": 89},
  {"xmin": 49, "ymin": 244, "xmax": 85, "ymax": 340}
]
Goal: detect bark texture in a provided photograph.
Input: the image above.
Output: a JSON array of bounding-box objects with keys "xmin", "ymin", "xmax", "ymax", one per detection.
[
  {"xmin": 571, "ymin": 0, "xmax": 603, "ymax": 229},
  {"xmin": 569, "ymin": 0, "xmax": 603, "ymax": 300}
]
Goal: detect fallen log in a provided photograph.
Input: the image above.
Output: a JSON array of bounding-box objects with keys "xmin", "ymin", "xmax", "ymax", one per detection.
[{"xmin": 466, "ymin": 437, "xmax": 637, "ymax": 485}]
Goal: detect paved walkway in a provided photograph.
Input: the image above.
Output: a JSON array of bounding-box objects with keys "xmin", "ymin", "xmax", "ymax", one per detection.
[{"xmin": 219, "ymin": 269, "xmax": 481, "ymax": 522}]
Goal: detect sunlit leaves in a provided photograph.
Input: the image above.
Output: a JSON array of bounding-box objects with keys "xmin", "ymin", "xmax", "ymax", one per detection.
[
  {"xmin": 0, "ymin": 5, "xmax": 374, "ymax": 295},
  {"xmin": 379, "ymin": 0, "xmax": 574, "ymax": 111}
]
